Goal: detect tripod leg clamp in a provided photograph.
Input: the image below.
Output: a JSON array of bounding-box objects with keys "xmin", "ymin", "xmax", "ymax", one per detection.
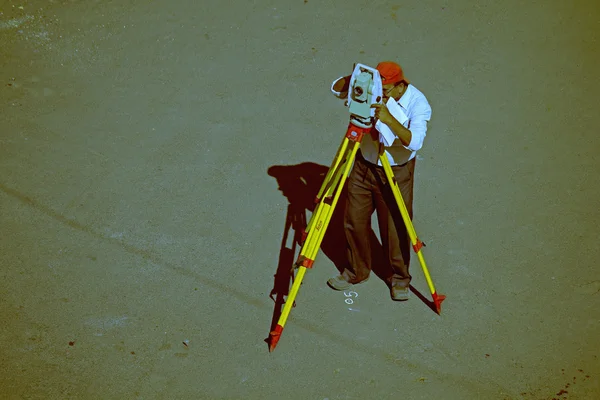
[
  {"xmin": 295, "ymin": 255, "xmax": 314, "ymax": 269},
  {"xmin": 412, "ymin": 239, "xmax": 425, "ymax": 253}
]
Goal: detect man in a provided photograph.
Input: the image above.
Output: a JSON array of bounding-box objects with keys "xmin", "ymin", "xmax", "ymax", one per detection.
[{"xmin": 327, "ymin": 61, "xmax": 432, "ymax": 301}]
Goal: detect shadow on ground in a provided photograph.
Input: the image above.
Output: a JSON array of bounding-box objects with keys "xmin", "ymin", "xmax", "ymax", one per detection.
[
  {"xmin": 265, "ymin": 162, "xmax": 440, "ymax": 331},
  {"xmin": 265, "ymin": 162, "xmax": 392, "ymax": 333}
]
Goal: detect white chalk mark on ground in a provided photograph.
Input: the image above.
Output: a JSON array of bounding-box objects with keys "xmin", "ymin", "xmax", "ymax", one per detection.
[
  {"xmin": 343, "ymin": 290, "xmax": 359, "ymax": 305},
  {"xmin": 84, "ymin": 316, "xmax": 129, "ymax": 336},
  {"xmin": 0, "ymin": 13, "xmax": 51, "ymax": 50},
  {"xmin": 108, "ymin": 231, "xmax": 125, "ymax": 239},
  {"xmin": 0, "ymin": 15, "xmax": 34, "ymax": 31}
]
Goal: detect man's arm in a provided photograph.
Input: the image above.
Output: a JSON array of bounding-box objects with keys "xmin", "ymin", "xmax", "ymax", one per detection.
[
  {"xmin": 372, "ymin": 103, "xmax": 431, "ymax": 151},
  {"xmin": 385, "ymin": 118, "xmax": 412, "ymax": 147},
  {"xmin": 400, "ymin": 106, "xmax": 431, "ymax": 152}
]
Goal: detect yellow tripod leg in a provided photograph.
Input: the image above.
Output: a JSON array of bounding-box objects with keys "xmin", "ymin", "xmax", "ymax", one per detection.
[
  {"xmin": 315, "ymin": 134, "xmax": 350, "ymax": 204},
  {"xmin": 379, "ymin": 153, "xmax": 446, "ymax": 314},
  {"xmin": 269, "ymin": 130, "xmax": 363, "ymax": 352},
  {"xmin": 303, "ymin": 141, "xmax": 358, "ymax": 268},
  {"xmin": 302, "ymin": 136, "xmax": 350, "ymax": 243}
]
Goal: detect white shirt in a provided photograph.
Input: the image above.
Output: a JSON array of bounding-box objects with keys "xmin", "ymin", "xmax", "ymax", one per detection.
[{"xmin": 331, "ymin": 77, "xmax": 432, "ymax": 166}]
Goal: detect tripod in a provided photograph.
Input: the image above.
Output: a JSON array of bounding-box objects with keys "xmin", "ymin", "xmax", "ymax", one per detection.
[{"xmin": 268, "ymin": 120, "xmax": 446, "ymax": 352}]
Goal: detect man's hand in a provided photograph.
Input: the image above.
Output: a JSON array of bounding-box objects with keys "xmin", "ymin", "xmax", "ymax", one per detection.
[
  {"xmin": 371, "ymin": 102, "xmax": 413, "ymax": 146},
  {"xmin": 371, "ymin": 103, "xmax": 394, "ymax": 125}
]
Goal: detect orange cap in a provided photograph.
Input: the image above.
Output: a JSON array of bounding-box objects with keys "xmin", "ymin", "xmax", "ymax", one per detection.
[{"xmin": 376, "ymin": 61, "xmax": 408, "ymax": 85}]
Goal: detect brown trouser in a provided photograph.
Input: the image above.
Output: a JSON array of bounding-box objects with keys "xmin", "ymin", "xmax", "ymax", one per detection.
[{"xmin": 342, "ymin": 150, "xmax": 415, "ymax": 288}]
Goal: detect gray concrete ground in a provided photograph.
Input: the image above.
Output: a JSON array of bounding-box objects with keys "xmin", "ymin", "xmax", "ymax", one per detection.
[{"xmin": 1, "ymin": 0, "xmax": 599, "ymax": 399}]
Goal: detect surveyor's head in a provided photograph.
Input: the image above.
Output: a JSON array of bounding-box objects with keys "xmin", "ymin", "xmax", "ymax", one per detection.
[{"xmin": 377, "ymin": 61, "xmax": 409, "ymax": 101}]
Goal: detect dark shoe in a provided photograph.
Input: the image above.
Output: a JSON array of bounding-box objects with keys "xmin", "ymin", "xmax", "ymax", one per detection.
[
  {"xmin": 327, "ymin": 275, "xmax": 369, "ymax": 291},
  {"xmin": 390, "ymin": 286, "xmax": 409, "ymax": 301}
]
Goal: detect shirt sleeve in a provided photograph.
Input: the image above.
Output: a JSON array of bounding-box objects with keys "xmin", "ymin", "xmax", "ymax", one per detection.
[
  {"xmin": 405, "ymin": 102, "xmax": 432, "ymax": 152},
  {"xmin": 330, "ymin": 76, "xmax": 348, "ymax": 99}
]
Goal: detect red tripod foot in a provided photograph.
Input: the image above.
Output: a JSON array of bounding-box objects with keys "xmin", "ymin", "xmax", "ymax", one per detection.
[
  {"xmin": 432, "ymin": 292, "xmax": 446, "ymax": 314},
  {"xmin": 268, "ymin": 324, "xmax": 283, "ymax": 352}
]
